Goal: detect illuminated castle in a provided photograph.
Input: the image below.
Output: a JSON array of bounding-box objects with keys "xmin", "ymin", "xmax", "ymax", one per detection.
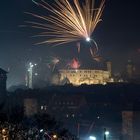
[
  {"xmin": 59, "ymin": 69, "xmax": 110, "ymax": 85},
  {"xmin": 58, "ymin": 61, "xmax": 113, "ymax": 85}
]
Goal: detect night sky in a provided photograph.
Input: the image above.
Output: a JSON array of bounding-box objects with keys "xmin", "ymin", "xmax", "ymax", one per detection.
[{"xmin": 0, "ymin": 0, "xmax": 140, "ymax": 87}]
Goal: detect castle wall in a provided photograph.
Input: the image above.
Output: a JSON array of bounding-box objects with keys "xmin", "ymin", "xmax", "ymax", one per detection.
[{"xmin": 59, "ymin": 69, "xmax": 110, "ymax": 85}]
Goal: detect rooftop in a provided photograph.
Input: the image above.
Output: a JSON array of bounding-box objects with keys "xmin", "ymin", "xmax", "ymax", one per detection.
[{"xmin": 0, "ymin": 68, "xmax": 7, "ymax": 74}]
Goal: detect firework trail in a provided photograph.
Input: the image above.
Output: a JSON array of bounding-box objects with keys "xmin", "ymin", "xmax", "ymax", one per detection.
[
  {"xmin": 46, "ymin": 56, "xmax": 60, "ymax": 71},
  {"xmin": 90, "ymin": 47, "xmax": 102, "ymax": 62},
  {"xmin": 25, "ymin": 0, "xmax": 105, "ymax": 46},
  {"xmin": 32, "ymin": 0, "xmax": 39, "ymax": 5},
  {"xmin": 51, "ymin": 57, "xmax": 60, "ymax": 71},
  {"xmin": 77, "ymin": 42, "xmax": 81, "ymax": 54}
]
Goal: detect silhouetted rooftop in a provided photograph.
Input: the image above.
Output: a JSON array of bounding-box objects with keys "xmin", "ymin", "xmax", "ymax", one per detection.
[{"xmin": 0, "ymin": 68, "xmax": 7, "ymax": 74}]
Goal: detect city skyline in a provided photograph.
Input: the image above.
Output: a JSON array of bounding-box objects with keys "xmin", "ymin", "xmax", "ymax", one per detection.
[
  {"xmin": 0, "ymin": 0, "xmax": 140, "ymax": 87},
  {"xmin": 0, "ymin": 1, "xmax": 140, "ymax": 139}
]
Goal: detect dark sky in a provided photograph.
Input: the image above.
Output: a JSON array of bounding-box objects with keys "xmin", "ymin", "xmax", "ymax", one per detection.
[{"xmin": 0, "ymin": 0, "xmax": 140, "ymax": 87}]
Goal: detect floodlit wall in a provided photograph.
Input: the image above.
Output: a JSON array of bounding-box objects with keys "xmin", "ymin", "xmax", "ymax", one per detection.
[{"xmin": 59, "ymin": 69, "xmax": 110, "ymax": 85}]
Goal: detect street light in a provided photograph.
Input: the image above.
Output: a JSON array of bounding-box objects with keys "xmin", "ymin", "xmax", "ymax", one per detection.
[
  {"xmin": 89, "ymin": 136, "xmax": 96, "ymax": 140},
  {"xmin": 104, "ymin": 128, "xmax": 109, "ymax": 140},
  {"xmin": 105, "ymin": 131, "xmax": 109, "ymax": 136},
  {"xmin": 52, "ymin": 134, "xmax": 57, "ymax": 139},
  {"xmin": 40, "ymin": 129, "xmax": 44, "ymax": 133},
  {"xmin": 2, "ymin": 128, "xmax": 9, "ymax": 140}
]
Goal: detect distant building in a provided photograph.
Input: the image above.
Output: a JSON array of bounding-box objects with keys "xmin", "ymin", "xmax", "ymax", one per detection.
[
  {"xmin": 106, "ymin": 61, "xmax": 112, "ymax": 77},
  {"xmin": 7, "ymin": 83, "xmax": 140, "ymax": 139},
  {"xmin": 0, "ymin": 68, "xmax": 7, "ymax": 104},
  {"xmin": 126, "ymin": 60, "xmax": 135, "ymax": 79},
  {"xmin": 0, "ymin": 68, "xmax": 7, "ymax": 92},
  {"xmin": 133, "ymin": 111, "xmax": 140, "ymax": 140},
  {"xmin": 24, "ymin": 98, "xmax": 38, "ymax": 117},
  {"xmin": 122, "ymin": 111, "xmax": 140, "ymax": 140},
  {"xmin": 48, "ymin": 94, "xmax": 88, "ymax": 119},
  {"xmin": 121, "ymin": 60, "xmax": 140, "ymax": 83},
  {"xmin": 122, "ymin": 111, "xmax": 133, "ymax": 140},
  {"xmin": 59, "ymin": 69, "xmax": 111, "ymax": 85},
  {"xmin": 0, "ymin": 68, "xmax": 7, "ymax": 111}
]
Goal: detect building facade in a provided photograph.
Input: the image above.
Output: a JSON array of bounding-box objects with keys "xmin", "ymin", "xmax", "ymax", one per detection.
[
  {"xmin": 8, "ymin": 83, "xmax": 140, "ymax": 139},
  {"xmin": 59, "ymin": 69, "xmax": 110, "ymax": 85}
]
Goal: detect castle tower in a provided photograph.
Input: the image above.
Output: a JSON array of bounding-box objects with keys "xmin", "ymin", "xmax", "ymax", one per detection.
[
  {"xmin": 106, "ymin": 61, "xmax": 112, "ymax": 77},
  {"xmin": 126, "ymin": 60, "xmax": 135, "ymax": 79}
]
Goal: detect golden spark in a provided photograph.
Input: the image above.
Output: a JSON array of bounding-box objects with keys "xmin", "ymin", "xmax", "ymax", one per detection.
[{"xmin": 25, "ymin": 0, "xmax": 105, "ymax": 46}]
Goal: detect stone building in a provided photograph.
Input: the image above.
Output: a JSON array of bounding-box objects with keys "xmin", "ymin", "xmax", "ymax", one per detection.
[{"xmin": 59, "ymin": 69, "xmax": 110, "ymax": 85}]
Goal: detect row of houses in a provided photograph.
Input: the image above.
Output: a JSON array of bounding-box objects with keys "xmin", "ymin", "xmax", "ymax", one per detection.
[{"xmin": 1, "ymin": 67, "xmax": 140, "ymax": 139}]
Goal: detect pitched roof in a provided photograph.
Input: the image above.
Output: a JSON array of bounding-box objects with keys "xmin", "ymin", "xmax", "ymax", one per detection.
[{"xmin": 0, "ymin": 68, "xmax": 7, "ymax": 74}]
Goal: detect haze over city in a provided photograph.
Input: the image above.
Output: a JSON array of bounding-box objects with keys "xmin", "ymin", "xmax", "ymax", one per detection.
[
  {"xmin": 1, "ymin": 0, "xmax": 140, "ymax": 140},
  {"xmin": 1, "ymin": 0, "xmax": 140, "ymax": 87}
]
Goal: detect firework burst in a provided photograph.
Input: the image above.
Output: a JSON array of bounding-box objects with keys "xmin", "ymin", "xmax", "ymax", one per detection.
[
  {"xmin": 25, "ymin": 0, "xmax": 105, "ymax": 46},
  {"xmin": 67, "ymin": 58, "xmax": 81, "ymax": 69}
]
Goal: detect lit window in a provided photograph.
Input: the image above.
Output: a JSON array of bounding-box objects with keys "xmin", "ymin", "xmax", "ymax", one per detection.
[
  {"xmin": 41, "ymin": 106, "xmax": 43, "ymax": 110},
  {"xmin": 44, "ymin": 106, "xmax": 47, "ymax": 110},
  {"xmin": 72, "ymin": 114, "xmax": 75, "ymax": 118}
]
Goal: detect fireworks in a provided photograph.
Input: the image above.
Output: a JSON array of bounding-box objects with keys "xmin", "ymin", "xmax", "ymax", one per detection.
[
  {"xmin": 68, "ymin": 58, "xmax": 81, "ymax": 69},
  {"xmin": 46, "ymin": 56, "xmax": 60, "ymax": 71},
  {"xmin": 90, "ymin": 47, "xmax": 102, "ymax": 62},
  {"xmin": 32, "ymin": 0, "xmax": 38, "ymax": 5},
  {"xmin": 26, "ymin": 0, "xmax": 105, "ymax": 46},
  {"xmin": 77, "ymin": 42, "xmax": 81, "ymax": 53},
  {"xmin": 51, "ymin": 57, "xmax": 60, "ymax": 65}
]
